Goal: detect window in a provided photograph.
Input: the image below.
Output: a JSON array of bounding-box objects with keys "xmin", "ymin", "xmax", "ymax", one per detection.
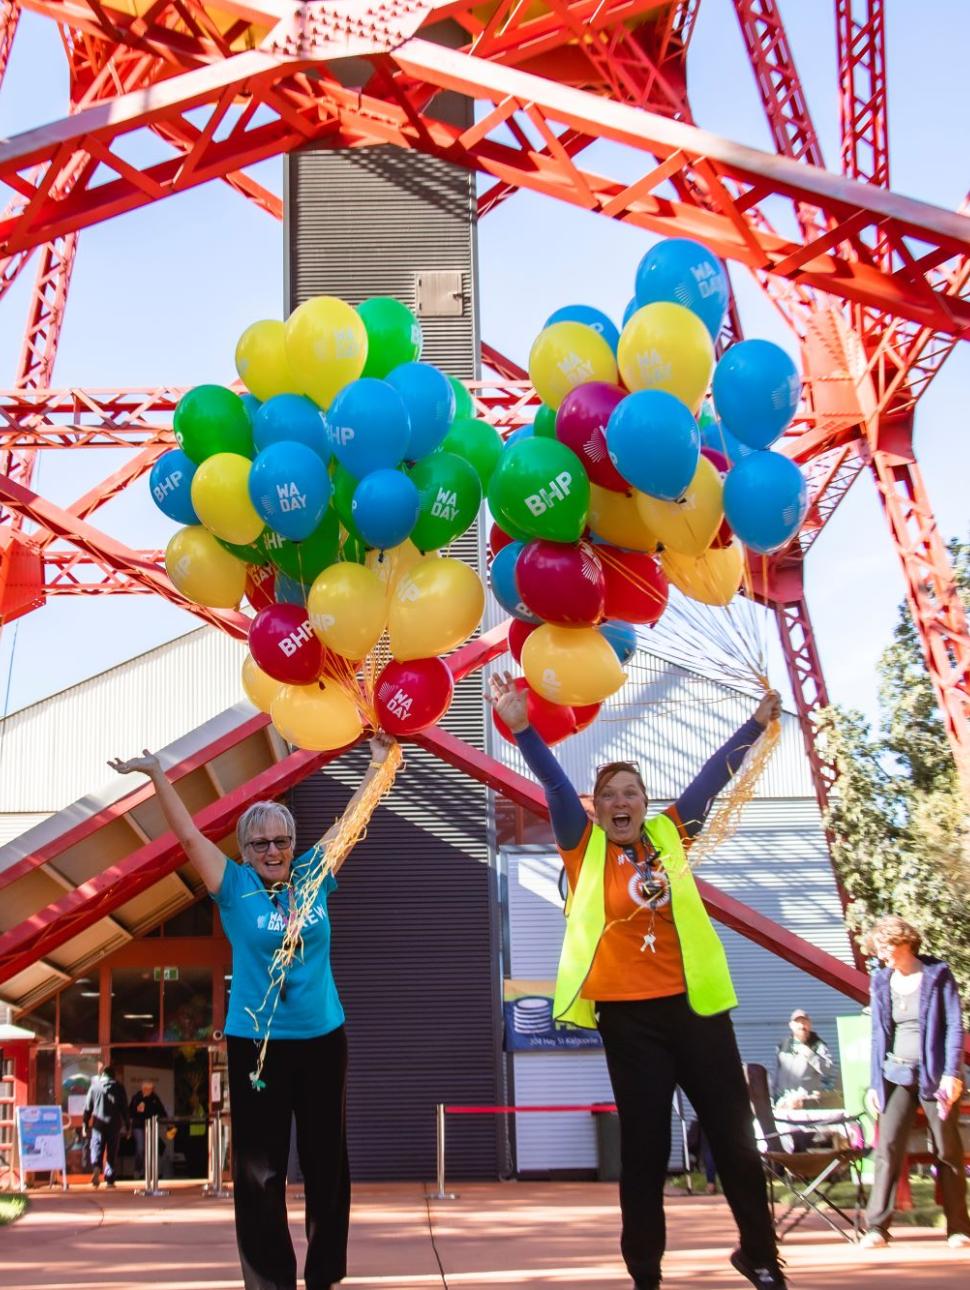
[
  {"xmin": 162, "ymin": 968, "xmax": 213, "ymax": 1041},
  {"xmin": 111, "ymin": 969, "xmax": 160, "ymax": 1043},
  {"xmin": 59, "ymin": 978, "xmax": 100, "ymax": 1044},
  {"xmin": 16, "ymin": 996, "xmax": 55, "ymax": 1042}
]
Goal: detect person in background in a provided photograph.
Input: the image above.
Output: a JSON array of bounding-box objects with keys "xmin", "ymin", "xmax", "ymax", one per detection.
[
  {"xmin": 83, "ymin": 1064, "xmax": 130, "ymax": 1188},
  {"xmin": 489, "ymin": 673, "xmax": 786, "ymax": 1290},
  {"xmin": 860, "ymin": 914, "xmax": 970, "ymax": 1250},
  {"xmin": 773, "ymin": 1008, "xmax": 834, "ymax": 1107},
  {"xmin": 129, "ymin": 1078, "xmax": 168, "ymax": 1179},
  {"xmin": 109, "ymin": 734, "xmax": 394, "ymax": 1290}
]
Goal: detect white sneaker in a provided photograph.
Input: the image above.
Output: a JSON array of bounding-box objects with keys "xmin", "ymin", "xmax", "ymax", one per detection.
[
  {"xmin": 859, "ymin": 1230, "xmax": 888, "ymax": 1248},
  {"xmin": 947, "ymin": 1233, "xmax": 970, "ymax": 1249}
]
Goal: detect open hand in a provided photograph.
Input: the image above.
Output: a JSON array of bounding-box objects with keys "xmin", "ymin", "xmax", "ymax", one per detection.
[
  {"xmin": 488, "ymin": 672, "xmax": 529, "ymax": 734},
  {"xmin": 864, "ymin": 1087, "xmax": 880, "ymax": 1120},
  {"xmin": 754, "ymin": 689, "xmax": 782, "ymax": 727},
  {"xmin": 108, "ymin": 749, "xmax": 162, "ymax": 777},
  {"xmin": 368, "ymin": 732, "xmax": 396, "ymax": 765}
]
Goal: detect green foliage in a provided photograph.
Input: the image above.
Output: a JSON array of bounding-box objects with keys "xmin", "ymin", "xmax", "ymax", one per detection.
[
  {"xmin": 815, "ymin": 540, "xmax": 970, "ymax": 1005},
  {"xmin": 0, "ymin": 1193, "xmax": 27, "ymax": 1225}
]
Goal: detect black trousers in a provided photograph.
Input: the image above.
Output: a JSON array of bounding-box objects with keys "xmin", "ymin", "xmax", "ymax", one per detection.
[
  {"xmin": 865, "ymin": 1079, "xmax": 970, "ymax": 1237},
  {"xmin": 227, "ymin": 1029, "xmax": 350, "ymax": 1290},
  {"xmin": 598, "ymin": 996, "xmax": 776, "ymax": 1285}
]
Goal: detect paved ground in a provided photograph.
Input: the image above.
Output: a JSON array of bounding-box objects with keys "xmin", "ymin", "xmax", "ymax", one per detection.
[{"xmin": 0, "ymin": 1180, "xmax": 967, "ymax": 1289}]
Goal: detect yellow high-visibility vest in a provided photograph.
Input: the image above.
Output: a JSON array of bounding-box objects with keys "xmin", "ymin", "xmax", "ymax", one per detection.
[{"xmin": 552, "ymin": 815, "xmax": 737, "ymax": 1029}]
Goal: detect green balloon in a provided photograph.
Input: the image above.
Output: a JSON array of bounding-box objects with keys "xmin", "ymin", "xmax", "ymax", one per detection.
[
  {"xmin": 216, "ymin": 535, "xmax": 266, "ymax": 564},
  {"xmin": 408, "ymin": 451, "xmax": 483, "ymax": 552},
  {"xmin": 331, "ymin": 463, "xmax": 365, "ymax": 544},
  {"xmin": 174, "ymin": 385, "xmax": 253, "ymax": 463},
  {"xmin": 340, "ymin": 532, "xmax": 368, "ymax": 565},
  {"xmin": 266, "ymin": 508, "xmax": 340, "ymax": 584},
  {"xmin": 441, "ymin": 417, "xmax": 503, "ymax": 487},
  {"xmin": 358, "ymin": 297, "xmax": 422, "ymax": 379},
  {"xmin": 533, "ymin": 404, "xmax": 557, "ymax": 438},
  {"xmin": 448, "ymin": 375, "xmax": 475, "ymax": 421},
  {"xmin": 487, "ymin": 438, "xmax": 589, "ymax": 543}
]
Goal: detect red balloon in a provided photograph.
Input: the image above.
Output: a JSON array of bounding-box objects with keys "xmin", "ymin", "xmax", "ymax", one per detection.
[
  {"xmin": 375, "ymin": 657, "xmax": 454, "ymax": 735},
  {"xmin": 571, "ymin": 701, "xmax": 601, "ymax": 733},
  {"xmin": 245, "ymin": 564, "xmax": 277, "ymax": 613},
  {"xmin": 599, "ymin": 546, "xmax": 669, "ymax": 625},
  {"xmin": 249, "ymin": 603, "xmax": 323, "ymax": 684},
  {"xmin": 508, "ymin": 618, "xmax": 537, "ymax": 664},
  {"xmin": 491, "ymin": 678, "xmax": 578, "ymax": 747},
  {"xmin": 555, "ymin": 382, "xmax": 628, "ymax": 491},
  {"xmin": 700, "ymin": 446, "xmax": 730, "ymax": 476},
  {"xmin": 488, "ymin": 521, "xmax": 515, "ymax": 559},
  {"xmin": 516, "ymin": 540, "xmax": 606, "ymax": 626}
]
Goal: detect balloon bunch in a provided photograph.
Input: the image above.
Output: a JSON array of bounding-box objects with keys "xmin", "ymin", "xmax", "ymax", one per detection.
[
  {"xmin": 486, "ymin": 236, "xmax": 807, "ymax": 745},
  {"xmin": 150, "ymin": 295, "xmax": 506, "ymax": 751}
]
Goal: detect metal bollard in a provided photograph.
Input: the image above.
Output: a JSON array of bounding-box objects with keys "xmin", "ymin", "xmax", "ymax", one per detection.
[
  {"xmin": 204, "ymin": 1114, "xmax": 231, "ymax": 1198},
  {"xmin": 136, "ymin": 1115, "xmax": 169, "ymax": 1198},
  {"xmin": 428, "ymin": 1103, "xmax": 458, "ymax": 1200}
]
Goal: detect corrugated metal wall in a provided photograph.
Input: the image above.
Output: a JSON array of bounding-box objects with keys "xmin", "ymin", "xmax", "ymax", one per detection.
[
  {"xmin": 0, "ymin": 628, "xmax": 247, "ymax": 814},
  {"xmin": 286, "ymin": 136, "xmax": 505, "ymax": 1179}
]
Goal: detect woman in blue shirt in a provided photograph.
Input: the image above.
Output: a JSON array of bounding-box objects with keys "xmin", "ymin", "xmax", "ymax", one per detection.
[{"xmin": 110, "ymin": 733, "xmax": 393, "ymax": 1290}]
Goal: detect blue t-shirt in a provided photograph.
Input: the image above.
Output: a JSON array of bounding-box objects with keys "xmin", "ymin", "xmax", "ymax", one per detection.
[{"xmin": 213, "ymin": 850, "xmax": 345, "ymax": 1040}]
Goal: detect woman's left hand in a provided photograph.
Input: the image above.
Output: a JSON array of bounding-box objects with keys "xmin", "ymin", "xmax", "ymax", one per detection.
[
  {"xmin": 754, "ymin": 689, "xmax": 782, "ymax": 727},
  {"xmin": 368, "ymin": 731, "xmax": 395, "ymax": 766},
  {"xmin": 936, "ymin": 1075, "xmax": 964, "ymax": 1116}
]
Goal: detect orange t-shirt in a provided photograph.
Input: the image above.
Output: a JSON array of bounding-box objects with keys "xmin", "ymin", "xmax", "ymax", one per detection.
[{"xmin": 558, "ymin": 814, "xmax": 690, "ymax": 1002}]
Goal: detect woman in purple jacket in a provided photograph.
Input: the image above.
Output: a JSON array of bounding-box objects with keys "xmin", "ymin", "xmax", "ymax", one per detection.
[{"xmin": 860, "ymin": 915, "xmax": 970, "ymax": 1249}]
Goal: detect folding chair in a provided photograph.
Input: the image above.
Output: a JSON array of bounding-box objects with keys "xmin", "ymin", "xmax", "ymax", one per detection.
[{"xmin": 743, "ymin": 1062, "xmax": 869, "ymax": 1243}]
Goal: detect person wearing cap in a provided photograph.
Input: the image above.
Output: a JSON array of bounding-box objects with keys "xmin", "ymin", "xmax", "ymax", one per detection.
[{"xmin": 773, "ymin": 1008, "xmax": 834, "ymax": 1108}]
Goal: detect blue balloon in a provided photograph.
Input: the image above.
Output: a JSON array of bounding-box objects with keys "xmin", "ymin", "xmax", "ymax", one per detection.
[
  {"xmin": 699, "ymin": 415, "xmax": 753, "ymax": 466},
  {"xmin": 634, "ymin": 237, "xmax": 729, "ymax": 340},
  {"xmin": 150, "ymin": 449, "xmax": 198, "ymax": 524},
  {"xmin": 351, "ymin": 469, "xmax": 420, "ymax": 550},
  {"xmin": 599, "ymin": 619, "xmax": 638, "ymax": 665},
  {"xmin": 490, "ymin": 542, "xmax": 540, "ymax": 623},
  {"xmin": 386, "ymin": 362, "xmax": 456, "ymax": 460},
  {"xmin": 326, "ymin": 378, "xmax": 411, "ymax": 477},
  {"xmin": 545, "ymin": 304, "xmax": 620, "ymax": 355},
  {"xmin": 274, "ymin": 572, "xmax": 308, "ymax": 606},
  {"xmin": 712, "ymin": 340, "xmax": 801, "ymax": 449},
  {"xmin": 723, "ymin": 451, "xmax": 808, "ymax": 555},
  {"xmin": 621, "ymin": 296, "xmax": 639, "ymax": 328},
  {"xmin": 254, "ymin": 394, "xmax": 329, "ymax": 460},
  {"xmin": 248, "ymin": 441, "xmax": 332, "ymax": 541},
  {"xmin": 606, "ymin": 390, "xmax": 700, "ymax": 501},
  {"xmin": 504, "ymin": 425, "xmax": 534, "ymax": 448},
  {"xmin": 241, "ymin": 393, "xmax": 262, "ymax": 426}
]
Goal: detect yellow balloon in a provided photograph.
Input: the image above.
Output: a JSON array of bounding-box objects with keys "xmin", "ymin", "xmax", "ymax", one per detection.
[
  {"xmin": 661, "ymin": 537, "xmax": 744, "ymax": 606},
  {"xmin": 618, "ymin": 302, "xmax": 715, "ymax": 414},
  {"xmin": 388, "ymin": 555, "xmax": 485, "ymax": 662},
  {"xmin": 522, "ymin": 624, "xmax": 626, "ymax": 706},
  {"xmin": 365, "ymin": 540, "xmax": 436, "ymax": 592},
  {"xmin": 587, "ymin": 483, "xmax": 658, "ymax": 552},
  {"xmin": 271, "ymin": 680, "xmax": 363, "ymax": 752},
  {"xmin": 307, "ymin": 562, "xmax": 387, "ymax": 660},
  {"xmin": 241, "ymin": 654, "xmax": 284, "ymax": 714},
  {"xmin": 165, "ymin": 526, "xmax": 246, "ymax": 608},
  {"xmin": 636, "ymin": 455, "xmax": 724, "ymax": 557},
  {"xmin": 284, "ymin": 296, "xmax": 368, "ymax": 409},
  {"xmin": 235, "ymin": 320, "xmax": 301, "ymax": 402},
  {"xmin": 528, "ymin": 321, "xmax": 618, "ymax": 410},
  {"xmin": 190, "ymin": 453, "xmax": 264, "ymax": 546}
]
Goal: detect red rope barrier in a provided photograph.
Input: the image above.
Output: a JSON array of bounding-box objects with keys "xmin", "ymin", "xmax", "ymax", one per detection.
[{"xmin": 443, "ymin": 1103, "xmax": 616, "ymax": 1114}]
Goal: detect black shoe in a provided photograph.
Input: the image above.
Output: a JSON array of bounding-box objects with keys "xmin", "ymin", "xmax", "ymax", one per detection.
[
  {"xmin": 90, "ymin": 1169, "xmax": 100, "ymax": 1188},
  {"xmin": 731, "ymin": 1247, "xmax": 788, "ymax": 1288},
  {"xmin": 105, "ymin": 1179, "xmax": 116, "ymax": 1189}
]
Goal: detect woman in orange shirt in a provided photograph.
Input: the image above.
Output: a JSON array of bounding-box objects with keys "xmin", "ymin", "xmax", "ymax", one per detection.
[{"xmin": 490, "ymin": 674, "xmax": 784, "ymax": 1290}]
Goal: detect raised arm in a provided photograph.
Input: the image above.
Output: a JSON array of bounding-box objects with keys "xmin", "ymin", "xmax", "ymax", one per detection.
[
  {"xmin": 488, "ymin": 673, "xmax": 589, "ymax": 850},
  {"xmin": 326, "ymin": 732, "xmax": 396, "ymax": 873},
  {"xmin": 107, "ymin": 751, "xmax": 227, "ymax": 894},
  {"xmin": 670, "ymin": 689, "xmax": 780, "ymax": 840}
]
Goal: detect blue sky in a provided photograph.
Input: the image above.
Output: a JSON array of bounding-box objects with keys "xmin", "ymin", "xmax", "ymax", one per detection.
[{"xmin": 1, "ymin": 1, "xmax": 967, "ymax": 736}]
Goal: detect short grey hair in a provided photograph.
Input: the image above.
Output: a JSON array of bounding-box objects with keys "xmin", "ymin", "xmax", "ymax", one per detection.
[{"xmin": 236, "ymin": 800, "xmax": 296, "ymax": 855}]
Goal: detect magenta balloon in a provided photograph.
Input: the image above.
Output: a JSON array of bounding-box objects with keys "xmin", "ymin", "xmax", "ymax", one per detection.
[
  {"xmin": 515, "ymin": 540, "xmax": 606, "ymax": 626},
  {"xmin": 555, "ymin": 382, "xmax": 628, "ymax": 491},
  {"xmin": 249, "ymin": 602, "xmax": 323, "ymax": 684}
]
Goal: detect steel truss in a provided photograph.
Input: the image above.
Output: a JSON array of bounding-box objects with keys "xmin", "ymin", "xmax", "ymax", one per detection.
[{"xmin": 0, "ymin": 1, "xmax": 969, "ymax": 988}]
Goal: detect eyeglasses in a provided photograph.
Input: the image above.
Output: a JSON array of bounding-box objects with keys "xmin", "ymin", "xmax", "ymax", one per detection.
[
  {"xmin": 247, "ymin": 836, "xmax": 293, "ymax": 854},
  {"xmin": 596, "ymin": 760, "xmax": 640, "ymax": 775}
]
